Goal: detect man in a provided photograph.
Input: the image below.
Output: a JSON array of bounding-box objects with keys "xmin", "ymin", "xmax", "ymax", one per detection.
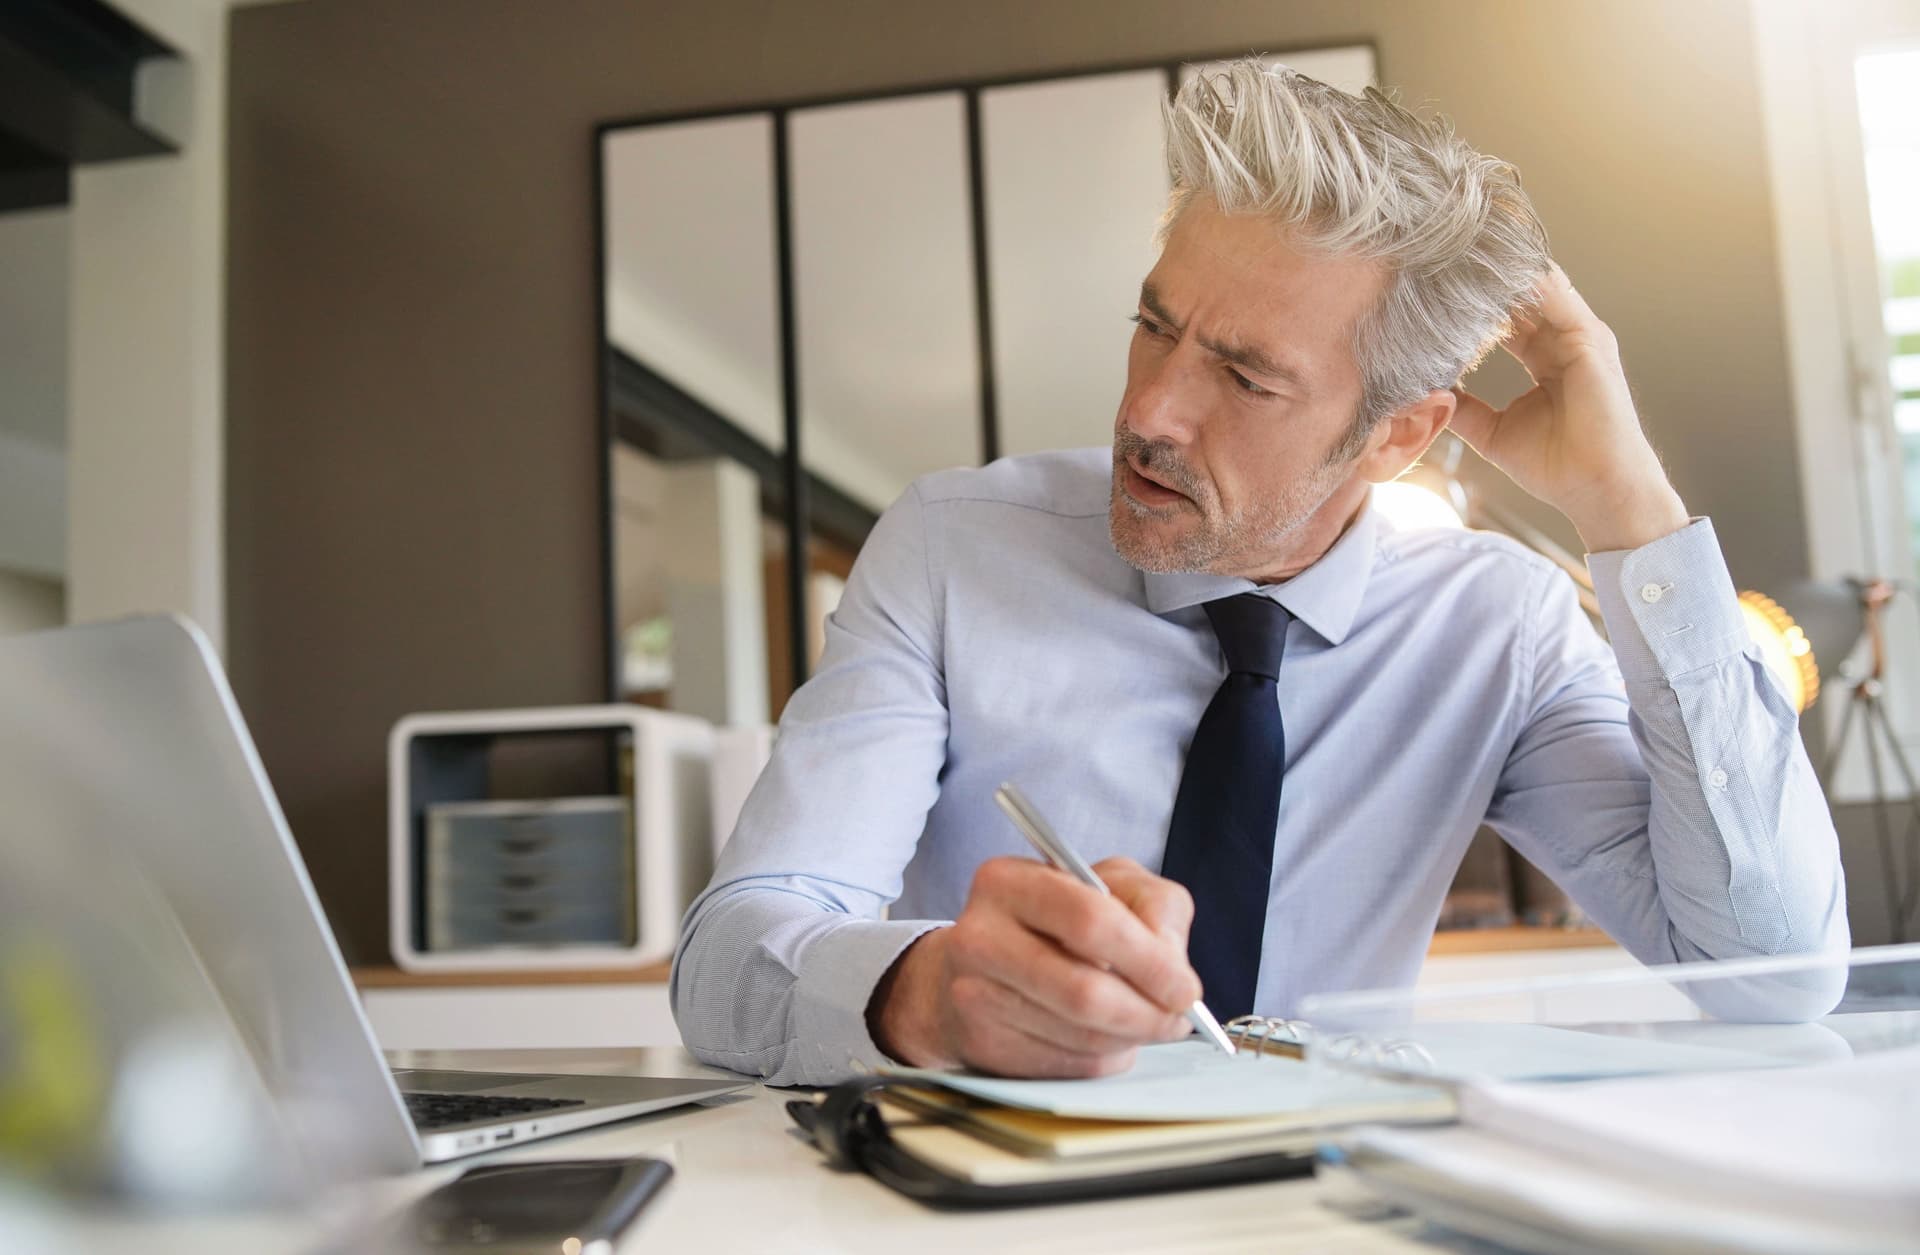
[{"xmin": 672, "ymin": 61, "xmax": 1848, "ymax": 1086}]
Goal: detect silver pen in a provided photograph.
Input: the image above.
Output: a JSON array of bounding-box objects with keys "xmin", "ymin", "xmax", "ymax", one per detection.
[{"xmin": 992, "ymin": 782, "xmax": 1237, "ymax": 1056}]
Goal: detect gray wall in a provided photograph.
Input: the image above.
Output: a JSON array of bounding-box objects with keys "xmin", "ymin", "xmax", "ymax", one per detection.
[{"xmin": 227, "ymin": 0, "xmax": 1871, "ymax": 964}]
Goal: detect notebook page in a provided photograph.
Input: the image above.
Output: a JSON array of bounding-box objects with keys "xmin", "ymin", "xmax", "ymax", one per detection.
[
  {"xmin": 883, "ymin": 1023, "xmax": 1783, "ymax": 1122},
  {"xmin": 886, "ymin": 1040, "xmax": 1424, "ymax": 1121}
]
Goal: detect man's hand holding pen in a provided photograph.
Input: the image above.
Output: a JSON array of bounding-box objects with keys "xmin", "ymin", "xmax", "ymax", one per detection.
[{"xmin": 867, "ymin": 855, "xmax": 1203, "ymax": 1078}]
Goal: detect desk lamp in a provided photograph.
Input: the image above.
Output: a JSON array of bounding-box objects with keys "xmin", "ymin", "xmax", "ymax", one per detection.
[{"xmin": 1748, "ymin": 579, "xmax": 1918, "ymax": 943}]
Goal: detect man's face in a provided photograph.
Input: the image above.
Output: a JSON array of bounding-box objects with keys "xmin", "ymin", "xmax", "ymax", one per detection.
[{"xmin": 1110, "ymin": 195, "xmax": 1388, "ymax": 579}]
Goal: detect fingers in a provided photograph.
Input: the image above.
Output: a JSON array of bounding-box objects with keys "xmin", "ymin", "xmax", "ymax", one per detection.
[
  {"xmin": 945, "ymin": 996, "xmax": 1141, "ymax": 1080},
  {"xmin": 936, "ymin": 856, "xmax": 1208, "ymax": 1077},
  {"xmin": 950, "ymin": 893, "xmax": 1191, "ymax": 1040},
  {"xmin": 1503, "ymin": 264, "xmax": 1619, "ymax": 381},
  {"xmin": 1095, "ymin": 856, "xmax": 1194, "ymax": 947},
  {"xmin": 1530, "ymin": 263, "xmax": 1597, "ymax": 329},
  {"xmin": 952, "ymin": 971, "xmax": 1185, "ymax": 1062},
  {"xmin": 973, "ymin": 857, "xmax": 1201, "ymax": 1013},
  {"xmin": 1447, "ymin": 388, "xmax": 1501, "ymax": 453}
]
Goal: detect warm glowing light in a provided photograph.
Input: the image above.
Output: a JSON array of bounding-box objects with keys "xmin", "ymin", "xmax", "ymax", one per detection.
[
  {"xmin": 563, "ymin": 1239, "xmax": 583, "ymax": 1255},
  {"xmin": 1372, "ymin": 481, "xmax": 1465, "ymax": 531},
  {"xmin": 1739, "ymin": 590, "xmax": 1821, "ymax": 713}
]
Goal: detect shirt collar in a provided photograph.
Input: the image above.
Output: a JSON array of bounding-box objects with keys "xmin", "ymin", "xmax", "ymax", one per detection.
[{"xmin": 1139, "ymin": 493, "xmax": 1379, "ymax": 646}]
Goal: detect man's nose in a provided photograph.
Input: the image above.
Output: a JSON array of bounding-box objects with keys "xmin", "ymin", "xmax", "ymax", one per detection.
[{"xmin": 1122, "ymin": 349, "xmax": 1204, "ymax": 447}]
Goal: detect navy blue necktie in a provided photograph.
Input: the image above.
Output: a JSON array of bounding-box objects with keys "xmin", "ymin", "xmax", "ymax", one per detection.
[{"xmin": 1159, "ymin": 593, "xmax": 1290, "ymax": 1020}]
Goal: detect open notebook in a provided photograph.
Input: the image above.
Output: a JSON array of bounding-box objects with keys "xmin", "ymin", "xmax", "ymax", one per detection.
[
  {"xmin": 850, "ymin": 1019, "xmax": 1785, "ymax": 1187},
  {"xmin": 883, "ymin": 1020, "xmax": 1784, "ymax": 1122}
]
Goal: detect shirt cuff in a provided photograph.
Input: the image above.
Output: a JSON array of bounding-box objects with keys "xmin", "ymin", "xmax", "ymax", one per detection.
[
  {"xmin": 1587, "ymin": 518, "xmax": 1749, "ymax": 684},
  {"xmin": 788, "ymin": 918, "xmax": 944, "ymax": 1080}
]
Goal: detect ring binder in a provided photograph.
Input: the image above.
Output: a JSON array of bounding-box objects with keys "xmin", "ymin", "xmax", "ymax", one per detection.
[
  {"xmin": 1224, "ymin": 1015, "xmax": 1312, "ymax": 1056},
  {"xmin": 790, "ymin": 1026, "xmax": 1461, "ymax": 1206},
  {"xmin": 1225, "ymin": 1015, "xmax": 1438, "ymax": 1074}
]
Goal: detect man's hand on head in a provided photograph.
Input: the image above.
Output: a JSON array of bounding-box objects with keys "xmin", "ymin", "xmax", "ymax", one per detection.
[
  {"xmin": 1448, "ymin": 265, "xmax": 1691, "ymax": 554},
  {"xmin": 867, "ymin": 856, "xmax": 1201, "ymax": 1078}
]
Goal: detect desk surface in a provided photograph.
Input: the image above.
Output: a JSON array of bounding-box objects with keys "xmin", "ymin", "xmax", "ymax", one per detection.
[
  {"xmin": 0, "ymin": 1047, "xmax": 1437, "ymax": 1255},
  {"xmin": 374, "ymin": 1046, "xmax": 1439, "ymax": 1254}
]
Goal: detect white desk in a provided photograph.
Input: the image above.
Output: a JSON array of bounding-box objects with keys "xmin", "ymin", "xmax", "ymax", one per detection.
[
  {"xmin": 0, "ymin": 1047, "xmax": 1444, "ymax": 1253},
  {"xmin": 367, "ymin": 1046, "xmax": 1437, "ymax": 1254}
]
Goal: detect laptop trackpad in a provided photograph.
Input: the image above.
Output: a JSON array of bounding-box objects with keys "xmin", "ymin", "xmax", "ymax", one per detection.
[{"xmin": 390, "ymin": 1069, "xmax": 544, "ymax": 1093}]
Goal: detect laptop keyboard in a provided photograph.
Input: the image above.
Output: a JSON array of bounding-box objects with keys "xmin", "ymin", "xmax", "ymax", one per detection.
[{"xmin": 402, "ymin": 1091, "xmax": 587, "ymax": 1131}]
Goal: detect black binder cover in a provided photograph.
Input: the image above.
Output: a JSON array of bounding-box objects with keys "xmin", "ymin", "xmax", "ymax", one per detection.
[{"xmin": 786, "ymin": 1075, "xmax": 1315, "ymax": 1211}]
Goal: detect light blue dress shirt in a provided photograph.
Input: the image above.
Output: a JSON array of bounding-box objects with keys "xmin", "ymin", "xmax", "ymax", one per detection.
[{"xmin": 672, "ymin": 448, "xmax": 1849, "ymax": 1085}]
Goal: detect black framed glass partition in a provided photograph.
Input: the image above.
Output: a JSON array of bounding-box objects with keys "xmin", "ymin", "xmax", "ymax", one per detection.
[{"xmin": 595, "ymin": 44, "xmax": 1377, "ymax": 722}]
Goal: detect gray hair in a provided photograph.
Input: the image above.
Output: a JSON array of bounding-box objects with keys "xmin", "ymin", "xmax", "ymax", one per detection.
[{"xmin": 1161, "ymin": 59, "xmax": 1552, "ymax": 455}]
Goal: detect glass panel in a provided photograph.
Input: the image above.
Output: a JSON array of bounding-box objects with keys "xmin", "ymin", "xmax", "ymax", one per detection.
[
  {"xmin": 0, "ymin": 209, "xmax": 68, "ymax": 632},
  {"xmin": 981, "ymin": 70, "xmax": 1170, "ymax": 458},
  {"xmin": 603, "ymin": 115, "xmax": 784, "ymax": 454},
  {"xmin": 610, "ymin": 443, "xmax": 770, "ymax": 725},
  {"xmin": 758, "ymin": 512, "xmax": 795, "ymax": 719},
  {"xmin": 788, "ymin": 93, "xmax": 982, "ymax": 516},
  {"xmin": 1853, "ymin": 48, "xmax": 1920, "ymax": 574},
  {"xmin": 603, "ymin": 115, "xmax": 785, "ymax": 724},
  {"xmin": 1179, "ymin": 46, "xmax": 1378, "ymax": 95}
]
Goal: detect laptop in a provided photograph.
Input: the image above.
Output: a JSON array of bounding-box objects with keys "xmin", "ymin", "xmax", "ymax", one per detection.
[{"xmin": 0, "ymin": 615, "xmax": 747, "ymax": 1178}]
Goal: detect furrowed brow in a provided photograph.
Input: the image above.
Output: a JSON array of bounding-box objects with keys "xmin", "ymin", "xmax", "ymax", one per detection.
[
  {"xmin": 1138, "ymin": 281, "xmax": 1183, "ymax": 332},
  {"xmin": 1199, "ymin": 334, "xmax": 1311, "ymax": 394},
  {"xmin": 1139, "ymin": 280, "xmax": 1312, "ymax": 394}
]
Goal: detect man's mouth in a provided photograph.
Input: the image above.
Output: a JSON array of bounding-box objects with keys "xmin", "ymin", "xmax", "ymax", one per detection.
[{"xmin": 1122, "ymin": 455, "xmax": 1192, "ymax": 508}]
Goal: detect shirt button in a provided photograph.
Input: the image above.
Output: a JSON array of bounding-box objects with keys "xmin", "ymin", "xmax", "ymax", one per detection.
[
  {"xmin": 1709, "ymin": 768, "xmax": 1729, "ymax": 789},
  {"xmin": 1640, "ymin": 583, "xmax": 1666, "ymax": 604}
]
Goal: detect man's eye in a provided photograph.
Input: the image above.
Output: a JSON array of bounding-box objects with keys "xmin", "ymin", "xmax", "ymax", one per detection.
[
  {"xmin": 1129, "ymin": 313, "xmax": 1168, "ymax": 338},
  {"xmin": 1230, "ymin": 370, "xmax": 1273, "ymax": 398}
]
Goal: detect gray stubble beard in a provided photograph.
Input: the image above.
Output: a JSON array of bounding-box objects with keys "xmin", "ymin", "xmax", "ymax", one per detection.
[{"xmin": 1107, "ymin": 438, "xmax": 1351, "ymax": 578}]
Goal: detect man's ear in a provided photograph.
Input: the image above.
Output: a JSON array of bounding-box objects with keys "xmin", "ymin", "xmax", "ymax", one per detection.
[{"xmin": 1357, "ymin": 389, "xmax": 1456, "ymax": 483}]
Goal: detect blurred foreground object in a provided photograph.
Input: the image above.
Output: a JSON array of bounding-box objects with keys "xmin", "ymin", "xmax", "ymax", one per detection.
[{"xmin": 0, "ymin": 799, "xmax": 298, "ymax": 1209}]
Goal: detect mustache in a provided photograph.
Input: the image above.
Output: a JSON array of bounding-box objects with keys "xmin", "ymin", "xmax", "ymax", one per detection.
[{"xmin": 1113, "ymin": 430, "xmax": 1204, "ymax": 500}]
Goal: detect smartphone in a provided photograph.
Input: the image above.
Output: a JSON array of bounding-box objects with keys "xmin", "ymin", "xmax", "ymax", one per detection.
[{"xmin": 374, "ymin": 1157, "xmax": 674, "ymax": 1254}]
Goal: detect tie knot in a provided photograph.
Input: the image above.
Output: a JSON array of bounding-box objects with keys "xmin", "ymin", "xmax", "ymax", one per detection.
[{"xmin": 1202, "ymin": 593, "xmax": 1290, "ymax": 679}]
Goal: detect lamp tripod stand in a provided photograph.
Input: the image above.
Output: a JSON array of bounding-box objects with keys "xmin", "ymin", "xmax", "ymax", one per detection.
[{"xmin": 1819, "ymin": 579, "xmax": 1920, "ymax": 945}]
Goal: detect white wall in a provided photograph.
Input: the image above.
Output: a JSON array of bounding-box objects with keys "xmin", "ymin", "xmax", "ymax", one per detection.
[{"xmin": 66, "ymin": 0, "xmax": 228, "ymax": 650}]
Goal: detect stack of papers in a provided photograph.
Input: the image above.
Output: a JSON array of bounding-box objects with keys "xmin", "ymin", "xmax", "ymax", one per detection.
[{"xmin": 1341, "ymin": 1043, "xmax": 1920, "ymax": 1253}]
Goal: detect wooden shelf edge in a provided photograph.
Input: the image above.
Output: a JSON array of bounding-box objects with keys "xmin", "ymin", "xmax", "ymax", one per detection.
[
  {"xmin": 1426, "ymin": 925, "xmax": 1614, "ymax": 956},
  {"xmin": 353, "ymin": 961, "xmax": 672, "ymax": 989},
  {"xmin": 351, "ymin": 926, "xmax": 1613, "ymax": 989}
]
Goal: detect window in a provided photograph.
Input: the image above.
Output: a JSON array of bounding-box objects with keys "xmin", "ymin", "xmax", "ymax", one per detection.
[
  {"xmin": 1753, "ymin": 2, "xmax": 1920, "ymax": 801},
  {"xmin": 1856, "ymin": 50, "xmax": 1920, "ymax": 569}
]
